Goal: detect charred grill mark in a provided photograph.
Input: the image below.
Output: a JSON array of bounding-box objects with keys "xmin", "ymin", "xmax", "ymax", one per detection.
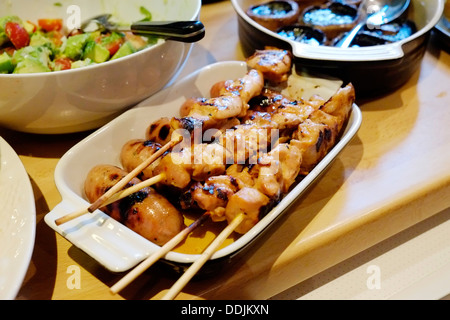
[
  {"xmin": 130, "ymin": 207, "xmax": 141, "ymax": 223},
  {"xmin": 179, "ymin": 189, "xmax": 194, "ymax": 209},
  {"xmin": 136, "ymin": 172, "xmax": 144, "ymax": 180},
  {"xmin": 143, "ymin": 140, "xmax": 161, "ymax": 149},
  {"xmin": 216, "ymin": 188, "xmax": 228, "ymax": 201},
  {"xmin": 324, "ymin": 128, "xmax": 332, "ymax": 142},
  {"xmin": 249, "ymin": 95, "xmax": 272, "ymax": 108},
  {"xmin": 117, "ymin": 190, "xmax": 148, "ymax": 221},
  {"xmin": 158, "ymin": 124, "xmax": 171, "ymax": 141},
  {"xmin": 248, "ymin": 90, "xmax": 299, "ymax": 113},
  {"xmin": 258, "ymin": 197, "xmax": 280, "ymax": 221},
  {"xmin": 178, "ymin": 117, "xmax": 195, "ymax": 132},
  {"xmin": 130, "ymin": 190, "xmax": 148, "ymax": 203},
  {"xmin": 149, "ymin": 123, "xmax": 158, "ymax": 133},
  {"xmin": 316, "ymin": 130, "xmax": 324, "ymax": 152},
  {"xmin": 201, "ymin": 184, "xmax": 229, "ymax": 201},
  {"xmin": 177, "ymin": 117, "xmax": 204, "ymax": 133},
  {"xmin": 229, "ymin": 176, "xmax": 239, "ymax": 188}
]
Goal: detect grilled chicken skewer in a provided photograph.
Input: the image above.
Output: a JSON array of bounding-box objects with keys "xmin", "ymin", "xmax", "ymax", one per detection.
[
  {"xmin": 123, "ymin": 82, "xmax": 354, "ymax": 195},
  {"xmin": 145, "ymin": 68, "xmax": 265, "ymax": 147},
  {"xmin": 159, "ymin": 77, "xmax": 354, "ymax": 300},
  {"xmin": 245, "ymin": 46, "xmax": 293, "ymax": 84},
  {"xmin": 87, "ymin": 47, "xmax": 354, "ymax": 298},
  {"xmin": 181, "ymin": 138, "xmax": 303, "ymax": 234},
  {"xmin": 55, "ymin": 47, "xmax": 293, "ymax": 227},
  {"xmin": 120, "ymin": 81, "xmax": 354, "ymax": 233},
  {"xmin": 145, "ymin": 47, "xmax": 293, "ymax": 148},
  {"xmin": 54, "ymin": 134, "xmax": 182, "ymax": 226},
  {"xmin": 84, "ymin": 165, "xmax": 184, "ymax": 246}
]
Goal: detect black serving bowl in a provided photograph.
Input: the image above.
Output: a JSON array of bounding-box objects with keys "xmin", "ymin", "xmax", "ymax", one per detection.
[{"xmin": 232, "ymin": 0, "xmax": 445, "ymax": 97}]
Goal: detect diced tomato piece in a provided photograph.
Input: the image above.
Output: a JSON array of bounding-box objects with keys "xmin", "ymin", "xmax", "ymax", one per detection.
[
  {"xmin": 104, "ymin": 41, "xmax": 122, "ymax": 56},
  {"xmin": 47, "ymin": 30, "xmax": 64, "ymax": 47},
  {"xmin": 98, "ymin": 34, "xmax": 124, "ymax": 56},
  {"xmin": 53, "ymin": 57, "xmax": 72, "ymax": 71},
  {"xmin": 38, "ymin": 19, "xmax": 63, "ymax": 32},
  {"xmin": 5, "ymin": 22, "xmax": 30, "ymax": 49}
]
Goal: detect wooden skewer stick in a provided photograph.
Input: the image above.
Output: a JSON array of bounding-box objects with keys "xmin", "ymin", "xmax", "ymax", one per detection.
[
  {"xmin": 109, "ymin": 213, "xmax": 210, "ymax": 295},
  {"xmin": 54, "ymin": 135, "xmax": 181, "ymax": 226},
  {"xmin": 88, "ymin": 137, "xmax": 181, "ymax": 213},
  {"xmin": 54, "ymin": 173, "xmax": 166, "ymax": 226},
  {"xmin": 161, "ymin": 212, "xmax": 245, "ymax": 300}
]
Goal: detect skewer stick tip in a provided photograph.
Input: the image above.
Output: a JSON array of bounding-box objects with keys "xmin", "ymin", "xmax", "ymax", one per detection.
[
  {"xmin": 161, "ymin": 212, "xmax": 245, "ymax": 300},
  {"xmin": 54, "ymin": 207, "xmax": 88, "ymax": 226},
  {"xmin": 54, "ymin": 173, "xmax": 166, "ymax": 226},
  {"xmin": 109, "ymin": 213, "xmax": 209, "ymax": 295}
]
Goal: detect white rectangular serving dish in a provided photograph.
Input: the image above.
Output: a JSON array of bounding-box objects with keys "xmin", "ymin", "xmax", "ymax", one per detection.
[{"xmin": 45, "ymin": 61, "xmax": 362, "ymax": 273}]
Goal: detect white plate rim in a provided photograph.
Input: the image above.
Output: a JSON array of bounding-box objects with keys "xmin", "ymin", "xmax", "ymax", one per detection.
[{"xmin": 0, "ymin": 137, "xmax": 36, "ymax": 299}]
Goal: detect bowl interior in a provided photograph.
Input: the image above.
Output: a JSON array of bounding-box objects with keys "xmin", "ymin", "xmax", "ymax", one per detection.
[{"xmin": 0, "ymin": 0, "xmax": 199, "ymax": 27}]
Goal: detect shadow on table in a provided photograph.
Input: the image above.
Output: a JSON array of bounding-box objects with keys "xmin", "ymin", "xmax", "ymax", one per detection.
[{"xmin": 16, "ymin": 179, "xmax": 58, "ymax": 300}]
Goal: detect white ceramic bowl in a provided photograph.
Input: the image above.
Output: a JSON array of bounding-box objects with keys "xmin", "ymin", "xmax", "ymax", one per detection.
[{"xmin": 0, "ymin": 0, "xmax": 201, "ymax": 134}]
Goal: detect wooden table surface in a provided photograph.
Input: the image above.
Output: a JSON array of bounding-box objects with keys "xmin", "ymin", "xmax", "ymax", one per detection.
[{"xmin": 2, "ymin": 0, "xmax": 450, "ymax": 300}]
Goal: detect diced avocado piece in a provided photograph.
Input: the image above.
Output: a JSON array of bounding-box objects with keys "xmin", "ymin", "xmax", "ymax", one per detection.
[
  {"xmin": 23, "ymin": 20, "xmax": 36, "ymax": 34},
  {"xmin": 71, "ymin": 58, "xmax": 93, "ymax": 69},
  {"xmin": 0, "ymin": 16, "xmax": 22, "ymax": 30},
  {"xmin": 0, "ymin": 32, "xmax": 8, "ymax": 47},
  {"xmin": 87, "ymin": 31, "xmax": 102, "ymax": 41},
  {"xmin": 13, "ymin": 58, "xmax": 50, "ymax": 73},
  {"xmin": 83, "ymin": 40, "xmax": 110, "ymax": 63},
  {"xmin": 0, "ymin": 52, "xmax": 14, "ymax": 73},
  {"xmin": 64, "ymin": 33, "xmax": 89, "ymax": 60},
  {"xmin": 13, "ymin": 46, "xmax": 52, "ymax": 67},
  {"xmin": 30, "ymin": 32, "xmax": 52, "ymax": 48},
  {"xmin": 29, "ymin": 33, "xmax": 58, "ymax": 57},
  {"xmin": 111, "ymin": 41, "xmax": 135, "ymax": 60}
]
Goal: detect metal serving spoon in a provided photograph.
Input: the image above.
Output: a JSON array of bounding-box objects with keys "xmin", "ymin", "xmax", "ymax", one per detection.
[
  {"xmin": 335, "ymin": 0, "xmax": 410, "ymax": 48},
  {"xmin": 81, "ymin": 14, "xmax": 205, "ymax": 43}
]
